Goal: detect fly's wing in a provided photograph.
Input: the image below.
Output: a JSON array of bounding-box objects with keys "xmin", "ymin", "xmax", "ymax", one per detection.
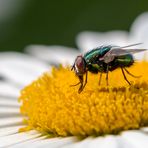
[
  {"xmin": 99, "ymin": 48, "xmax": 147, "ymax": 63},
  {"xmin": 109, "ymin": 48, "xmax": 146, "ymax": 56},
  {"xmin": 109, "ymin": 43, "xmax": 145, "ymax": 56}
]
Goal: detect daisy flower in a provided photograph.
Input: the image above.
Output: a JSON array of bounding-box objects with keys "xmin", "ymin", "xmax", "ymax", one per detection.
[{"xmin": 0, "ymin": 12, "xmax": 148, "ymax": 148}]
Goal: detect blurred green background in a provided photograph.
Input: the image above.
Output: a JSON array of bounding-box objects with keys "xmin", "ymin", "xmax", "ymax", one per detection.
[{"xmin": 0, "ymin": 0, "xmax": 148, "ymax": 51}]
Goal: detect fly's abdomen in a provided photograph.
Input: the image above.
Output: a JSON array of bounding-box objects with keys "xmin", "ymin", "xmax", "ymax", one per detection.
[{"xmin": 115, "ymin": 54, "xmax": 134, "ymax": 67}]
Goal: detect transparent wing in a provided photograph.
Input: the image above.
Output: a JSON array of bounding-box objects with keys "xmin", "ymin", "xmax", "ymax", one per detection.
[
  {"xmin": 99, "ymin": 43, "xmax": 147, "ymax": 63},
  {"xmin": 114, "ymin": 43, "xmax": 142, "ymax": 49},
  {"xmin": 110, "ymin": 48, "xmax": 147, "ymax": 56}
]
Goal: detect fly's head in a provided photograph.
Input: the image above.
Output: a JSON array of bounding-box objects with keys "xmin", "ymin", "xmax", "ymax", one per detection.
[
  {"xmin": 71, "ymin": 55, "xmax": 87, "ymax": 93},
  {"xmin": 71, "ymin": 55, "xmax": 86, "ymax": 77}
]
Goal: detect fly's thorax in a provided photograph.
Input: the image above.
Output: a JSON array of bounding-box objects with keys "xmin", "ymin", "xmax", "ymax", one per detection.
[{"xmin": 84, "ymin": 46, "xmax": 112, "ymax": 64}]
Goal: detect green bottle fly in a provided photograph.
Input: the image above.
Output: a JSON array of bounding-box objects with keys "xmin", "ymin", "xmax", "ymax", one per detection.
[{"xmin": 71, "ymin": 43, "xmax": 146, "ymax": 93}]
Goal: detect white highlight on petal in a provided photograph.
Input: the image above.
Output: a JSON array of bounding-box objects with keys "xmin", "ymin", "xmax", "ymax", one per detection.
[
  {"xmin": 121, "ymin": 130, "xmax": 148, "ymax": 148},
  {"xmin": 0, "ymin": 130, "xmax": 41, "ymax": 147},
  {"xmin": 0, "ymin": 52, "xmax": 50, "ymax": 86},
  {"xmin": 76, "ymin": 31, "xmax": 129, "ymax": 53},
  {"xmin": 25, "ymin": 45, "xmax": 80, "ymax": 65}
]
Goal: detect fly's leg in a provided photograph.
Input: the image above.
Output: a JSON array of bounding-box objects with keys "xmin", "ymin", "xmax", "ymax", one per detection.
[
  {"xmin": 78, "ymin": 83, "xmax": 83, "ymax": 93},
  {"xmin": 121, "ymin": 67, "xmax": 131, "ymax": 85},
  {"xmin": 78, "ymin": 72, "xmax": 88, "ymax": 94},
  {"xmin": 99, "ymin": 73, "xmax": 102, "ymax": 85},
  {"xmin": 124, "ymin": 68, "xmax": 141, "ymax": 78},
  {"xmin": 71, "ymin": 63, "xmax": 75, "ymax": 71},
  {"xmin": 70, "ymin": 75, "xmax": 84, "ymax": 93},
  {"xmin": 70, "ymin": 82, "xmax": 81, "ymax": 87},
  {"xmin": 70, "ymin": 63, "xmax": 81, "ymax": 87},
  {"xmin": 70, "ymin": 80, "xmax": 83, "ymax": 93},
  {"xmin": 78, "ymin": 75, "xmax": 84, "ymax": 94},
  {"xmin": 82, "ymin": 71, "xmax": 88, "ymax": 90},
  {"xmin": 106, "ymin": 65, "xmax": 109, "ymax": 85}
]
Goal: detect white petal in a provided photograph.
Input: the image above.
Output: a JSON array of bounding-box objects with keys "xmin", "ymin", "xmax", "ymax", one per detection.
[
  {"xmin": 141, "ymin": 127, "xmax": 148, "ymax": 132},
  {"xmin": 0, "ymin": 125, "xmax": 24, "ymax": 137},
  {"xmin": 63, "ymin": 136, "xmax": 118, "ymax": 148},
  {"xmin": 0, "ymin": 107, "xmax": 19, "ymax": 115},
  {"xmin": 0, "ymin": 130, "xmax": 41, "ymax": 147},
  {"xmin": 0, "ymin": 97, "xmax": 19, "ymax": 107},
  {"xmin": 12, "ymin": 137, "xmax": 77, "ymax": 148},
  {"xmin": 0, "ymin": 117, "xmax": 22, "ymax": 127},
  {"xmin": 25, "ymin": 45, "xmax": 80, "ymax": 65},
  {"xmin": 76, "ymin": 31, "xmax": 129, "ymax": 53},
  {"xmin": 129, "ymin": 12, "xmax": 148, "ymax": 61},
  {"xmin": 130, "ymin": 12, "xmax": 148, "ymax": 46},
  {"xmin": 11, "ymin": 136, "xmax": 47, "ymax": 148},
  {"xmin": 0, "ymin": 82, "xmax": 19, "ymax": 98},
  {"xmin": 114, "ymin": 136, "xmax": 135, "ymax": 148},
  {"xmin": 87, "ymin": 136, "xmax": 119, "ymax": 148},
  {"xmin": 0, "ymin": 52, "xmax": 50, "ymax": 86},
  {"xmin": 62, "ymin": 137, "xmax": 93, "ymax": 148},
  {"xmin": 121, "ymin": 130, "xmax": 148, "ymax": 148}
]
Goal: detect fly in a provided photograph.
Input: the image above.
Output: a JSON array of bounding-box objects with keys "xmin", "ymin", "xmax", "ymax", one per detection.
[{"xmin": 71, "ymin": 43, "xmax": 146, "ymax": 93}]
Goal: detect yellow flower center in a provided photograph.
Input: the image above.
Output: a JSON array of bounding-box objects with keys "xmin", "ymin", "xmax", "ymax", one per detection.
[{"xmin": 19, "ymin": 62, "xmax": 148, "ymax": 137}]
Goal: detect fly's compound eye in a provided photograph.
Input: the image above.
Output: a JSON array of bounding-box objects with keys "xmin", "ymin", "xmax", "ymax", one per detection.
[{"xmin": 75, "ymin": 56, "xmax": 86, "ymax": 75}]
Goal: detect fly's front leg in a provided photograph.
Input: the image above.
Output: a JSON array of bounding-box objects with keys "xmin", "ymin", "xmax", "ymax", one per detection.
[
  {"xmin": 78, "ymin": 75, "xmax": 84, "ymax": 94},
  {"xmin": 70, "ymin": 82, "xmax": 81, "ymax": 87},
  {"xmin": 82, "ymin": 71, "xmax": 88, "ymax": 90},
  {"xmin": 106, "ymin": 64, "xmax": 109, "ymax": 85},
  {"xmin": 78, "ymin": 71, "xmax": 88, "ymax": 93}
]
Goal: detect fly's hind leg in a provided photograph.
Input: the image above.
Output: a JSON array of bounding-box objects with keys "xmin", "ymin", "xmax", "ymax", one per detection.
[
  {"xmin": 124, "ymin": 68, "xmax": 141, "ymax": 78},
  {"xmin": 98, "ymin": 73, "xmax": 102, "ymax": 85},
  {"xmin": 121, "ymin": 67, "xmax": 131, "ymax": 85}
]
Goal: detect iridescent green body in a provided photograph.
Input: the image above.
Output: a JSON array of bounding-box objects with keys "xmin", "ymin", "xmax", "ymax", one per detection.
[{"xmin": 84, "ymin": 45, "xmax": 134, "ymax": 73}]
